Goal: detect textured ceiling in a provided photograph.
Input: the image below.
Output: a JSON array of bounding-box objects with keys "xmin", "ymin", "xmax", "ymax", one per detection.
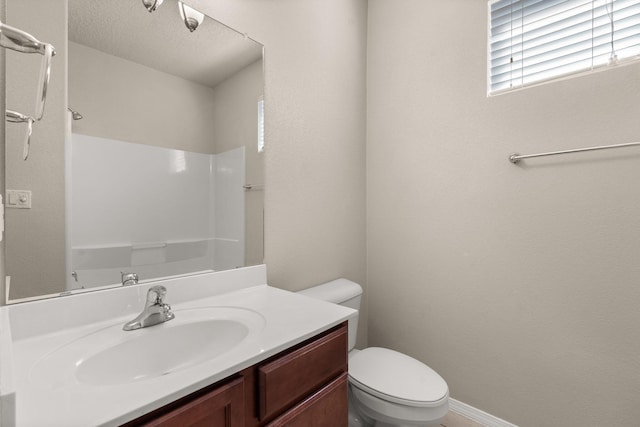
[{"xmin": 68, "ymin": 0, "xmax": 263, "ymax": 88}]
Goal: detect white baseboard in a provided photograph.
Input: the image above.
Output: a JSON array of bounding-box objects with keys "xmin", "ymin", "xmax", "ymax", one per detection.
[{"xmin": 449, "ymin": 398, "xmax": 518, "ymax": 427}]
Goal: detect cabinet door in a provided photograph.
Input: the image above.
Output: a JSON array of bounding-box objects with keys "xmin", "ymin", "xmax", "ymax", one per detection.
[
  {"xmin": 134, "ymin": 377, "xmax": 244, "ymax": 427},
  {"xmin": 265, "ymin": 372, "xmax": 348, "ymax": 427}
]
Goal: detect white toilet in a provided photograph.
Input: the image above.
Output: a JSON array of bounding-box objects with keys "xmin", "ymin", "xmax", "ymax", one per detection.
[{"xmin": 298, "ymin": 279, "xmax": 449, "ymax": 427}]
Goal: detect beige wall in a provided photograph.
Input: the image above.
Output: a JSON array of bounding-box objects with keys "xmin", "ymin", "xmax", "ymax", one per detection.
[
  {"xmin": 367, "ymin": 1, "xmax": 640, "ymax": 426},
  {"xmin": 69, "ymin": 42, "xmax": 218, "ymax": 154},
  {"xmin": 5, "ymin": 0, "xmax": 67, "ymax": 300},
  {"xmin": 211, "ymin": 59, "xmax": 263, "ymax": 156},
  {"xmin": 189, "ymin": 0, "xmax": 369, "ymax": 346}
]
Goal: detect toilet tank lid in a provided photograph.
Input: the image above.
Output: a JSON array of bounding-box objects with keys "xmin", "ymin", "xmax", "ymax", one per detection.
[{"xmin": 297, "ymin": 279, "xmax": 362, "ymax": 303}]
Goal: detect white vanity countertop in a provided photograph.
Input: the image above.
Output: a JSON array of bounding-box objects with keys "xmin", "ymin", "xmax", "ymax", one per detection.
[{"xmin": 2, "ymin": 266, "xmax": 355, "ymax": 427}]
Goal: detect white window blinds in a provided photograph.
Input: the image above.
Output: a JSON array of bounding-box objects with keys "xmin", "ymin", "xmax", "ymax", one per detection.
[
  {"xmin": 488, "ymin": 0, "xmax": 640, "ymax": 94},
  {"xmin": 257, "ymin": 96, "xmax": 265, "ymax": 153}
]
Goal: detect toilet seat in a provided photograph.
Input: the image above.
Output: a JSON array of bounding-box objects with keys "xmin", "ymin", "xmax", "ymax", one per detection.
[{"xmin": 349, "ymin": 347, "xmax": 448, "ymax": 407}]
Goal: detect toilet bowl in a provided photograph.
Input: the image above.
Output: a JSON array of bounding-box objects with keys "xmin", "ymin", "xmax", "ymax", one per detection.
[{"xmin": 298, "ymin": 279, "xmax": 449, "ymax": 427}]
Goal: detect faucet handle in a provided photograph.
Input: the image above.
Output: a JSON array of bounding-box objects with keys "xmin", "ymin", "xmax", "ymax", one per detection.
[
  {"xmin": 147, "ymin": 285, "xmax": 167, "ymax": 304},
  {"xmin": 121, "ymin": 272, "xmax": 139, "ymax": 286},
  {"xmin": 162, "ymin": 302, "xmax": 173, "ymax": 315}
]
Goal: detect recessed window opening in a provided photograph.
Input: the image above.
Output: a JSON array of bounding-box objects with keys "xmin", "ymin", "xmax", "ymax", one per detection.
[{"xmin": 488, "ymin": 0, "xmax": 640, "ymax": 95}]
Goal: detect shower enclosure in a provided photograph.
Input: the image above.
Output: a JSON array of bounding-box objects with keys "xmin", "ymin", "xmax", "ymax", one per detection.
[{"xmin": 65, "ymin": 133, "xmax": 245, "ymax": 290}]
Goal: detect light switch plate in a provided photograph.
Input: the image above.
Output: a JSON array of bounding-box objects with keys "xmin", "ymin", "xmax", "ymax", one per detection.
[{"xmin": 6, "ymin": 190, "xmax": 32, "ymax": 209}]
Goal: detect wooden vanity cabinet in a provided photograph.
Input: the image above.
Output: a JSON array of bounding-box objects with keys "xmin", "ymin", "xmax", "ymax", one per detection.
[
  {"xmin": 249, "ymin": 322, "xmax": 348, "ymax": 426},
  {"xmin": 123, "ymin": 322, "xmax": 348, "ymax": 427}
]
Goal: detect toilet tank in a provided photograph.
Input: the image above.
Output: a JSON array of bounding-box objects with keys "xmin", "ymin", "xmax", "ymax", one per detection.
[{"xmin": 297, "ymin": 279, "xmax": 362, "ymax": 351}]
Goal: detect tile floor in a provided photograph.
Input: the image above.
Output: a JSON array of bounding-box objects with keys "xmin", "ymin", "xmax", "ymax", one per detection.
[{"xmin": 440, "ymin": 411, "xmax": 486, "ymax": 427}]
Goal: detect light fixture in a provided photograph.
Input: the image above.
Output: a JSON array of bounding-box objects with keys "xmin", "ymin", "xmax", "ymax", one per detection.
[
  {"xmin": 178, "ymin": 1, "xmax": 204, "ymax": 32},
  {"xmin": 141, "ymin": 0, "xmax": 164, "ymax": 13}
]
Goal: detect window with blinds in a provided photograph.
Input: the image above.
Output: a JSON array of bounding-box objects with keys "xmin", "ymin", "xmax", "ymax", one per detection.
[
  {"xmin": 488, "ymin": 0, "xmax": 640, "ymax": 94},
  {"xmin": 258, "ymin": 96, "xmax": 265, "ymax": 153}
]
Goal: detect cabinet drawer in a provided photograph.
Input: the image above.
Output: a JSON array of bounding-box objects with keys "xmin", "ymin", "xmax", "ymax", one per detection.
[
  {"xmin": 258, "ymin": 324, "xmax": 347, "ymax": 420},
  {"xmin": 126, "ymin": 376, "xmax": 244, "ymax": 427},
  {"xmin": 265, "ymin": 372, "xmax": 348, "ymax": 427}
]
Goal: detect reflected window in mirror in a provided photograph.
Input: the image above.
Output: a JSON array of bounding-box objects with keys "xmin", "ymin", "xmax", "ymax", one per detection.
[{"xmin": 258, "ymin": 95, "xmax": 265, "ymax": 153}]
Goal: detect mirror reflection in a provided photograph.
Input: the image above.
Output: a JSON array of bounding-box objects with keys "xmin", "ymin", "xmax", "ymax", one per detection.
[{"xmin": 5, "ymin": 0, "xmax": 265, "ymax": 302}]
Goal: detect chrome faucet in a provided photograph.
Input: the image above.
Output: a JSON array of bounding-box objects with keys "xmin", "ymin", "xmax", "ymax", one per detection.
[
  {"xmin": 121, "ymin": 272, "xmax": 139, "ymax": 286},
  {"xmin": 123, "ymin": 285, "xmax": 175, "ymax": 331}
]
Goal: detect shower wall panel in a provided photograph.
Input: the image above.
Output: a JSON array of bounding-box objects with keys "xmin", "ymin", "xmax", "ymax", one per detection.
[{"xmin": 69, "ymin": 134, "xmax": 244, "ymax": 288}]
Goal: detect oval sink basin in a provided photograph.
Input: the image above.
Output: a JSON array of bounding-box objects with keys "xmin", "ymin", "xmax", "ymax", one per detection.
[
  {"xmin": 77, "ymin": 319, "xmax": 247, "ymax": 386},
  {"xmin": 29, "ymin": 306, "xmax": 265, "ymax": 389}
]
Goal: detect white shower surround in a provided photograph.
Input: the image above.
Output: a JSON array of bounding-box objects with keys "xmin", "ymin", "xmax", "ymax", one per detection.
[{"xmin": 67, "ymin": 133, "xmax": 245, "ymax": 289}]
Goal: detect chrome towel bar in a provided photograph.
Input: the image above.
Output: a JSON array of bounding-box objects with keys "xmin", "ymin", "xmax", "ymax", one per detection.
[
  {"xmin": 1, "ymin": 19, "xmax": 56, "ymax": 160},
  {"xmin": 509, "ymin": 141, "xmax": 640, "ymax": 164}
]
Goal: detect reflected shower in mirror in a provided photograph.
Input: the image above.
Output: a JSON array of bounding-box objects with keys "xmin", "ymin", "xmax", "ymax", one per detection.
[{"xmin": 4, "ymin": 0, "xmax": 265, "ymax": 302}]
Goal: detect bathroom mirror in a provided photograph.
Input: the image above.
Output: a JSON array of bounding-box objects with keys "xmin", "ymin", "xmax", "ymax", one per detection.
[{"xmin": 4, "ymin": 0, "xmax": 264, "ymax": 302}]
